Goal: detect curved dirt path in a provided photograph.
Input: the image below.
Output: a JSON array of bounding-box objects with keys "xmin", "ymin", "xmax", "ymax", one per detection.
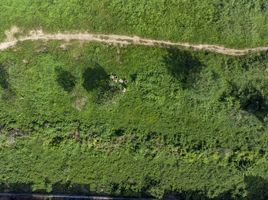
[{"xmin": 1, "ymin": 27, "xmax": 268, "ymax": 56}]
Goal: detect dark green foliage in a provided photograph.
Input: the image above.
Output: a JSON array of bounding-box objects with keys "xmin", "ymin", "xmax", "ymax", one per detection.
[
  {"xmin": 244, "ymin": 176, "xmax": 268, "ymax": 200},
  {"xmin": 55, "ymin": 67, "xmax": 76, "ymax": 92}
]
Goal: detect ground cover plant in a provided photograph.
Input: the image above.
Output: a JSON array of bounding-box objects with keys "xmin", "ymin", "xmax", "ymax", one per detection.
[
  {"xmin": 0, "ymin": 40, "xmax": 268, "ymax": 199},
  {"xmin": 2, "ymin": 0, "xmax": 268, "ymax": 47}
]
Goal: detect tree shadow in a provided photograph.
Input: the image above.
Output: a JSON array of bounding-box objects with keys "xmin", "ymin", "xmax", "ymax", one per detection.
[
  {"xmin": 164, "ymin": 191, "xmax": 221, "ymax": 200},
  {"xmin": 0, "ymin": 64, "xmax": 16, "ymax": 101},
  {"xmin": 0, "ymin": 182, "xmax": 140, "ymax": 199},
  {"xmin": 236, "ymin": 52, "xmax": 268, "ymax": 71},
  {"xmin": 1, "ymin": 176, "xmax": 268, "ymax": 199},
  {"xmin": 220, "ymin": 82, "xmax": 268, "ymax": 122},
  {"xmin": 55, "ymin": 67, "xmax": 76, "ymax": 92},
  {"xmin": 0, "ymin": 182, "xmax": 32, "ymax": 193},
  {"xmin": 241, "ymin": 91, "xmax": 268, "ymax": 122},
  {"xmin": 163, "ymin": 48, "xmax": 202, "ymax": 89},
  {"xmin": 82, "ymin": 62, "xmax": 120, "ymax": 104},
  {"xmin": 52, "ymin": 181, "xmax": 90, "ymax": 195},
  {"xmin": 0, "ymin": 64, "xmax": 9, "ymax": 89},
  {"xmin": 244, "ymin": 176, "xmax": 268, "ymax": 200},
  {"xmin": 163, "ymin": 176, "xmax": 268, "ymax": 200},
  {"xmin": 82, "ymin": 63, "xmax": 109, "ymax": 92}
]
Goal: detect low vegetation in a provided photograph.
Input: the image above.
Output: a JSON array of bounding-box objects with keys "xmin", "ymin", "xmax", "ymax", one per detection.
[{"xmin": 0, "ymin": 40, "xmax": 268, "ymax": 199}]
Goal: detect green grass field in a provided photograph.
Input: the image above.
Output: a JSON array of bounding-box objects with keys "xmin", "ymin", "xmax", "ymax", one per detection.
[{"xmin": 1, "ymin": 0, "xmax": 268, "ymax": 47}]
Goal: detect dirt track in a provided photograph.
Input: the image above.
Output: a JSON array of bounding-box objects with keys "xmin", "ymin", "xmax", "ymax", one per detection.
[{"xmin": 1, "ymin": 27, "xmax": 268, "ymax": 56}]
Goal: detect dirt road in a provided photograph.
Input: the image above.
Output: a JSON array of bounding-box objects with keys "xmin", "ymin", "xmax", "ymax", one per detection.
[{"xmin": 1, "ymin": 27, "xmax": 268, "ymax": 56}]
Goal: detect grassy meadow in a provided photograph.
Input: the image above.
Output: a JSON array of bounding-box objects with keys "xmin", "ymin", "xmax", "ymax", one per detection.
[
  {"xmin": 0, "ymin": 40, "xmax": 268, "ymax": 199},
  {"xmin": 1, "ymin": 0, "xmax": 268, "ymax": 47}
]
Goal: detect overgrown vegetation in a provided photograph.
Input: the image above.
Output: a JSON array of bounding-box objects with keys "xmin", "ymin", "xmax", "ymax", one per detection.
[
  {"xmin": 2, "ymin": 0, "xmax": 268, "ymax": 47},
  {"xmin": 0, "ymin": 40, "xmax": 268, "ymax": 199}
]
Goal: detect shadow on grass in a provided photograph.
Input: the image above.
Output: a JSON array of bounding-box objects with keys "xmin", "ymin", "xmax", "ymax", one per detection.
[
  {"xmin": 163, "ymin": 48, "xmax": 202, "ymax": 89},
  {"xmin": 0, "ymin": 64, "xmax": 16, "ymax": 101},
  {"xmin": 82, "ymin": 62, "xmax": 109, "ymax": 92},
  {"xmin": 220, "ymin": 82, "xmax": 268, "ymax": 122},
  {"xmin": 55, "ymin": 67, "xmax": 76, "ymax": 92},
  {"xmin": 0, "ymin": 64, "xmax": 9, "ymax": 89},
  {"xmin": 1, "ymin": 176, "xmax": 268, "ymax": 199},
  {"xmin": 82, "ymin": 62, "xmax": 120, "ymax": 104},
  {"xmin": 163, "ymin": 176, "xmax": 268, "ymax": 200}
]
